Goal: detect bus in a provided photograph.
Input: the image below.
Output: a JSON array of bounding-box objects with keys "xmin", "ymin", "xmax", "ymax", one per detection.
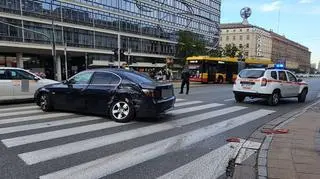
[{"xmin": 186, "ymin": 56, "xmax": 273, "ymax": 84}]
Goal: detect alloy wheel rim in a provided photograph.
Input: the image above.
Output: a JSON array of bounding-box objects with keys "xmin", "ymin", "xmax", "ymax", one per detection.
[
  {"xmin": 40, "ymin": 95, "xmax": 47, "ymax": 110},
  {"xmin": 273, "ymin": 93, "xmax": 279, "ymax": 104},
  {"xmin": 112, "ymin": 102, "xmax": 129, "ymax": 120}
]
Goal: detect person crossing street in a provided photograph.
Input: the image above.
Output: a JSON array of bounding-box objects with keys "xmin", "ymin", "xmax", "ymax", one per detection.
[{"xmin": 179, "ymin": 65, "xmax": 190, "ymax": 95}]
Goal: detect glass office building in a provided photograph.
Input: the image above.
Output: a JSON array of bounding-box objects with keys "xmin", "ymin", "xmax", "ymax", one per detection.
[{"xmin": 0, "ymin": 0, "xmax": 221, "ymax": 80}]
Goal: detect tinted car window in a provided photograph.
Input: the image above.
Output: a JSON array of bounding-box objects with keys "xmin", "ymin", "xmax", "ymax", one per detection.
[
  {"xmin": 124, "ymin": 71, "xmax": 156, "ymax": 83},
  {"xmin": 9, "ymin": 70, "xmax": 35, "ymax": 80},
  {"xmin": 271, "ymin": 71, "xmax": 278, "ymax": 80},
  {"xmin": 278, "ymin": 71, "xmax": 288, "ymax": 81},
  {"xmin": 287, "ymin": 72, "xmax": 297, "ymax": 82},
  {"xmin": 91, "ymin": 72, "xmax": 121, "ymax": 85},
  {"xmin": 69, "ymin": 71, "xmax": 94, "ymax": 84},
  {"xmin": 239, "ymin": 70, "xmax": 265, "ymax": 78},
  {"xmin": 0, "ymin": 70, "xmax": 6, "ymax": 79}
]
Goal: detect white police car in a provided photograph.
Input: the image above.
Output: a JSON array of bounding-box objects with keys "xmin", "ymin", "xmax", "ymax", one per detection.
[
  {"xmin": 233, "ymin": 67, "xmax": 308, "ymax": 106},
  {"xmin": 0, "ymin": 67, "xmax": 58, "ymax": 102}
]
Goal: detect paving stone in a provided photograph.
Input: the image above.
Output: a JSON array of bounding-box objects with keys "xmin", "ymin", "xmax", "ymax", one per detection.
[
  {"xmin": 268, "ymin": 167, "xmax": 297, "ymax": 179},
  {"xmin": 232, "ymin": 165, "xmax": 256, "ymax": 179},
  {"xmin": 259, "ymin": 149, "xmax": 268, "ymax": 158},
  {"xmin": 295, "ymin": 164, "xmax": 320, "ymax": 174},
  {"xmin": 268, "ymin": 159, "xmax": 294, "ymax": 169},
  {"xmin": 258, "ymin": 157, "xmax": 267, "ymax": 166},
  {"xmin": 268, "ymin": 151, "xmax": 292, "ymax": 160},
  {"xmin": 292, "ymin": 155, "xmax": 318, "ymax": 164},
  {"xmin": 297, "ymin": 173, "xmax": 320, "ymax": 179},
  {"xmin": 258, "ymin": 166, "xmax": 267, "ymax": 177}
]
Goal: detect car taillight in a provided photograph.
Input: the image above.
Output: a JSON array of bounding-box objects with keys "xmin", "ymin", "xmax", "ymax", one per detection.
[{"xmin": 261, "ymin": 78, "xmax": 267, "ymax": 86}]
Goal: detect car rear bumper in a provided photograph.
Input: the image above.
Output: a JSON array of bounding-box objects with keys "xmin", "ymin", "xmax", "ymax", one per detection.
[
  {"xmin": 135, "ymin": 96, "xmax": 176, "ymax": 118},
  {"xmin": 233, "ymin": 91, "xmax": 271, "ymax": 98}
]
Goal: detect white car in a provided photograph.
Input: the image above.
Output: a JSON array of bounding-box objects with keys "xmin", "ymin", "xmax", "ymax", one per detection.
[
  {"xmin": 233, "ymin": 68, "xmax": 308, "ymax": 105},
  {"xmin": 0, "ymin": 67, "xmax": 58, "ymax": 102}
]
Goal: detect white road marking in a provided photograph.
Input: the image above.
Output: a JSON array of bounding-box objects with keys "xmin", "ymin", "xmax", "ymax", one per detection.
[
  {"xmin": 0, "ymin": 106, "xmax": 38, "ymax": 112},
  {"xmin": 18, "ymin": 106, "xmax": 246, "ymax": 165},
  {"xmin": 0, "ymin": 113, "xmax": 73, "ymax": 125},
  {"xmin": 159, "ymin": 139, "xmax": 261, "ymax": 179},
  {"xmin": 2, "ymin": 121, "xmax": 130, "ymax": 147},
  {"xmin": 0, "ymin": 116, "xmax": 102, "ymax": 135},
  {"xmin": 175, "ymin": 99, "xmax": 186, "ymax": 102},
  {"xmin": 174, "ymin": 101, "xmax": 202, "ymax": 107},
  {"xmin": 157, "ymin": 140, "xmax": 245, "ymax": 179},
  {"xmin": 38, "ymin": 109, "xmax": 275, "ymax": 179},
  {"xmin": 0, "ymin": 110, "xmax": 41, "ymax": 118},
  {"xmin": 224, "ymin": 98, "xmax": 234, "ymax": 102},
  {"xmin": 168, "ymin": 103, "xmax": 224, "ymax": 115}
]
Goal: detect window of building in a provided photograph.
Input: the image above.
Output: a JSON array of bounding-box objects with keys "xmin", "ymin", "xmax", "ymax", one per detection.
[
  {"xmin": 226, "ymin": 36, "xmax": 229, "ymax": 41},
  {"xmin": 244, "ymin": 52, "xmax": 249, "ymax": 56},
  {"xmin": 246, "ymin": 43, "xmax": 249, "ymax": 48},
  {"xmin": 240, "ymin": 29, "xmax": 242, "ymax": 32},
  {"xmin": 240, "ymin": 35, "xmax": 243, "ymax": 40},
  {"xmin": 247, "ymin": 29, "xmax": 249, "ymax": 32},
  {"xmin": 247, "ymin": 35, "xmax": 250, "ymax": 40},
  {"xmin": 233, "ymin": 36, "xmax": 235, "ymax": 40},
  {"xmin": 239, "ymin": 44, "xmax": 243, "ymax": 48}
]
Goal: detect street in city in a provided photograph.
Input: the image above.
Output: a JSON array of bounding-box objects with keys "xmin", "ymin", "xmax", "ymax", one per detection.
[{"xmin": 0, "ymin": 78, "xmax": 320, "ymax": 179}]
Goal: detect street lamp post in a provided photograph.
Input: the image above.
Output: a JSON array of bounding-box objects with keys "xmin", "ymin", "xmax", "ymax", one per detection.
[{"xmin": 51, "ymin": 0, "xmax": 57, "ymax": 80}]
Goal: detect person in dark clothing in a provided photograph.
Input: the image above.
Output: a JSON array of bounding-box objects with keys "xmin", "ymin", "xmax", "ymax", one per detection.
[{"xmin": 179, "ymin": 65, "xmax": 190, "ymax": 95}]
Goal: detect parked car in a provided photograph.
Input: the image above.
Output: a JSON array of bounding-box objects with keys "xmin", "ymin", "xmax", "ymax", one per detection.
[
  {"xmin": 0, "ymin": 67, "xmax": 58, "ymax": 103},
  {"xmin": 233, "ymin": 68, "xmax": 308, "ymax": 106},
  {"xmin": 34, "ymin": 68, "xmax": 176, "ymax": 122}
]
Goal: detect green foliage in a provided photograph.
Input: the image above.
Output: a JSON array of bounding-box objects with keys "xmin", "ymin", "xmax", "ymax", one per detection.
[{"xmin": 176, "ymin": 30, "xmax": 207, "ymax": 64}]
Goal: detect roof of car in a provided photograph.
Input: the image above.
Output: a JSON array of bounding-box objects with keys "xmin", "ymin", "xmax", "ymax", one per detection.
[
  {"xmin": 86, "ymin": 68, "xmax": 140, "ymax": 75},
  {"xmin": 0, "ymin": 67, "xmax": 25, "ymax": 70}
]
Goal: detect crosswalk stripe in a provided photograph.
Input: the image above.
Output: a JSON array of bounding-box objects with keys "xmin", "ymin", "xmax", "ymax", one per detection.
[
  {"xmin": 0, "ymin": 106, "xmax": 38, "ymax": 112},
  {"xmin": 175, "ymin": 99, "xmax": 186, "ymax": 102},
  {"xmin": 18, "ymin": 106, "xmax": 246, "ymax": 165},
  {"xmin": 168, "ymin": 103, "xmax": 224, "ymax": 115},
  {"xmin": 174, "ymin": 101, "xmax": 202, "ymax": 107},
  {"xmin": 0, "ymin": 110, "xmax": 41, "ymax": 118},
  {"xmin": 0, "ymin": 116, "xmax": 102, "ymax": 135},
  {"xmin": 2, "ymin": 121, "xmax": 130, "ymax": 148},
  {"xmin": 157, "ymin": 140, "xmax": 245, "ymax": 179},
  {"xmin": 38, "ymin": 109, "xmax": 275, "ymax": 179},
  {"xmin": 0, "ymin": 113, "xmax": 73, "ymax": 125}
]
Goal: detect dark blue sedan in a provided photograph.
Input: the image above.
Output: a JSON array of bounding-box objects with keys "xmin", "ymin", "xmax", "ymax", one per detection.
[{"xmin": 34, "ymin": 69, "xmax": 176, "ymax": 122}]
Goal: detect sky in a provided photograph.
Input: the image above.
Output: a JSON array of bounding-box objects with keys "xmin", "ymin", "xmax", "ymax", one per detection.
[{"xmin": 220, "ymin": 0, "xmax": 320, "ymax": 65}]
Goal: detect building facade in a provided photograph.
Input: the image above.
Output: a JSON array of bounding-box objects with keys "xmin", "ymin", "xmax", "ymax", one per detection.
[
  {"xmin": 220, "ymin": 23, "xmax": 311, "ymax": 72},
  {"xmin": 270, "ymin": 32, "xmax": 311, "ymax": 72},
  {"xmin": 220, "ymin": 23, "xmax": 272, "ymax": 60},
  {"xmin": 0, "ymin": 0, "xmax": 221, "ymax": 80}
]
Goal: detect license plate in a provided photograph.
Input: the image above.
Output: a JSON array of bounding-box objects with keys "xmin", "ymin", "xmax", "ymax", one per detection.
[
  {"xmin": 241, "ymin": 84, "xmax": 252, "ymax": 89},
  {"xmin": 161, "ymin": 89, "xmax": 172, "ymax": 98}
]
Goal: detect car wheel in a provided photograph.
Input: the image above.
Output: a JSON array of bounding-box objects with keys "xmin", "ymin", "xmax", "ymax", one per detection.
[
  {"xmin": 268, "ymin": 91, "xmax": 280, "ymax": 106},
  {"xmin": 235, "ymin": 94, "xmax": 245, "ymax": 102},
  {"xmin": 109, "ymin": 100, "xmax": 134, "ymax": 123},
  {"xmin": 298, "ymin": 89, "xmax": 307, "ymax": 103},
  {"xmin": 39, "ymin": 93, "xmax": 53, "ymax": 112}
]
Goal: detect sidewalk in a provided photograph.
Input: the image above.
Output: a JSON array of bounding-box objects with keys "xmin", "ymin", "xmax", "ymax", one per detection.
[{"xmin": 267, "ymin": 103, "xmax": 320, "ymax": 179}]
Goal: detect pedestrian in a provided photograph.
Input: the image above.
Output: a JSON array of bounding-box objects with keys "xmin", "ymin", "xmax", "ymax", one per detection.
[{"xmin": 179, "ymin": 65, "xmax": 190, "ymax": 95}]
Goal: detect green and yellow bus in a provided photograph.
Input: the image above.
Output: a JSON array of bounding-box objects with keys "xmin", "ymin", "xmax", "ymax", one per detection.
[{"xmin": 186, "ymin": 56, "xmax": 273, "ymax": 84}]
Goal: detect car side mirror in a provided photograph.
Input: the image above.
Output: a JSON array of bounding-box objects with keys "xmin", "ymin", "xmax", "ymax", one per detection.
[{"xmin": 297, "ymin": 79, "xmax": 303, "ymax": 82}]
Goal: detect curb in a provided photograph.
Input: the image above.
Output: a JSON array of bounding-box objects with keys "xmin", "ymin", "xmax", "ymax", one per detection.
[{"xmin": 231, "ymin": 99, "xmax": 320, "ymax": 179}]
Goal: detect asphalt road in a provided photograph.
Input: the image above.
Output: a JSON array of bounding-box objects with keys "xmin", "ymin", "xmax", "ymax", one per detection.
[{"xmin": 1, "ymin": 78, "xmax": 320, "ymax": 179}]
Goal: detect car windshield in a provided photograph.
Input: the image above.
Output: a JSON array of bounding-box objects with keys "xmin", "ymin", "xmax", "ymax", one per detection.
[
  {"xmin": 124, "ymin": 71, "xmax": 157, "ymax": 84},
  {"xmin": 239, "ymin": 70, "xmax": 265, "ymax": 78}
]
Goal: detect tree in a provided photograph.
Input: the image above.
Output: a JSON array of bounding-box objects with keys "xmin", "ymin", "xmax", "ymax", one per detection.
[
  {"xmin": 208, "ymin": 46, "xmax": 224, "ymax": 57},
  {"xmin": 224, "ymin": 43, "xmax": 239, "ymax": 58},
  {"xmin": 176, "ymin": 30, "xmax": 206, "ymax": 65}
]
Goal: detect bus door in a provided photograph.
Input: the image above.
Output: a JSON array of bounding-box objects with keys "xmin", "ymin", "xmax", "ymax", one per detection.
[{"xmin": 207, "ymin": 64, "xmax": 214, "ymax": 83}]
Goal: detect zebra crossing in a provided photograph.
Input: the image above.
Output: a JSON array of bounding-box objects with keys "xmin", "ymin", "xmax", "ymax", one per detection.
[{"xmin": 0, "ymin": 98, "xmax": 276, "ymax": 179}]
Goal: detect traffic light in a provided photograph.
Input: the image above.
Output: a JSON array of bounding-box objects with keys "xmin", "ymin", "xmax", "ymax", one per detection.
[{"xmin": 112, "ymin": 48, "xmax": 118, "ymax": 61}]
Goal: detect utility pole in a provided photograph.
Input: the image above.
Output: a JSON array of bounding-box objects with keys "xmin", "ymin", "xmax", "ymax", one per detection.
[
  {"xmin": 64, "ymin": 42, "xmax": 68, "ymax": 79},
  {"xmin": 117, "ymin": 34, "xmax": 121, "ymax": 68},
  {"xmin": 51, "ymin": 0, "xmax": 57, "ymax": 80}
]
